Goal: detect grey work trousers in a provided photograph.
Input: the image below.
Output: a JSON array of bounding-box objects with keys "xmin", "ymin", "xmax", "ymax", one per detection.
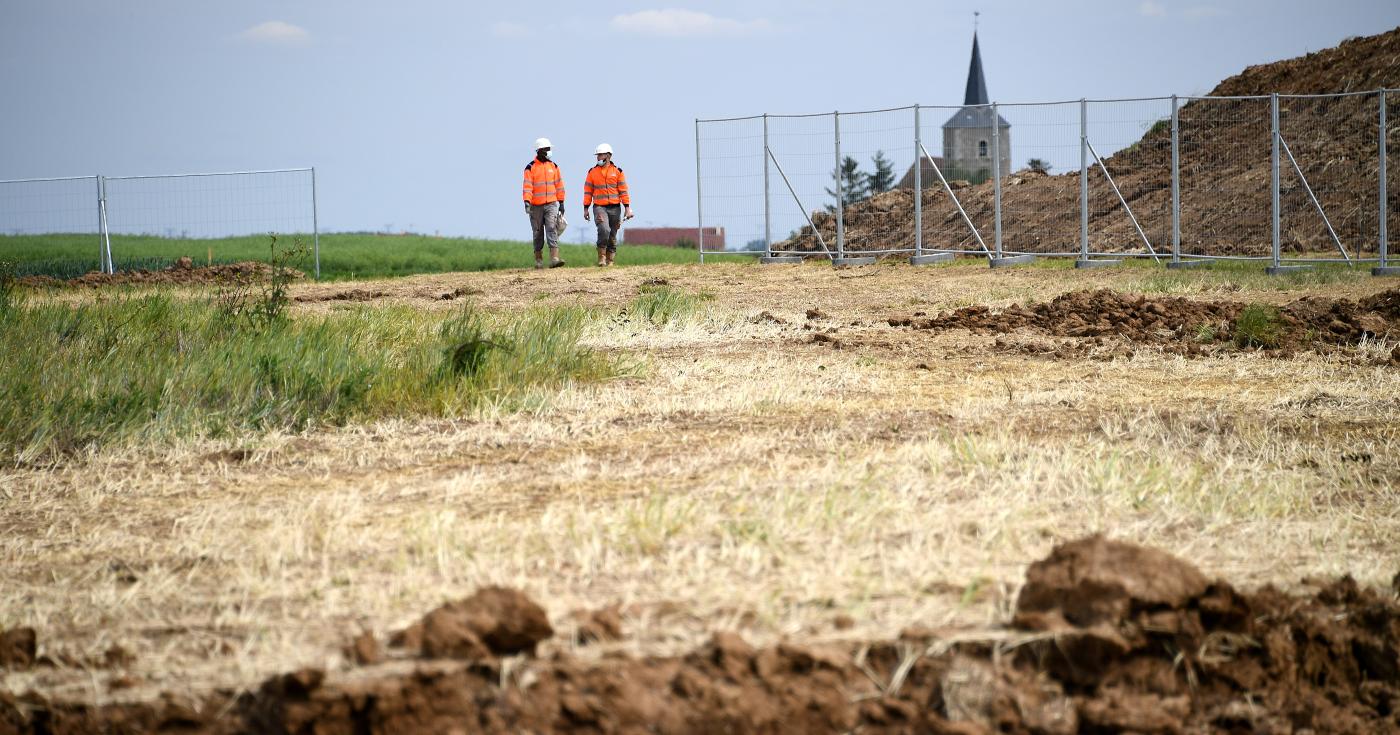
[
  {"xmin": 529, "ymin": 202, "xmax": 561, "ymax": 253},
  {"xmin": 593, "ymin": 204, "xmax": 622, "ymax": 253}
]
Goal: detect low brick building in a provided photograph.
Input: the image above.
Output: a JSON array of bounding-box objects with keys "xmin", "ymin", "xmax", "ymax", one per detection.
[{"xmin": 622, "ymin": 226, "xmax": 725, "ymax": 249}]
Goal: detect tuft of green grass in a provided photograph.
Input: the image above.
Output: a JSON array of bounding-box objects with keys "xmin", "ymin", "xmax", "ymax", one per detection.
[
  {"xmin": 0, "ymin": 295, "xmax": 624, "ymax": 464},
  {"xmin": 626, "ymin": 284, "xmax": 712, "ymax": 326},
  {"xmin": 1232, "ymin": 303, "xmax": 1284, "ymax": 349}
]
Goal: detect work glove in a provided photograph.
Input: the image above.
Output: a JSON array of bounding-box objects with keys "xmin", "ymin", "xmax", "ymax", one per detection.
[
  {"xmin": 584, "ymin": 208, "xmax": 591, "ymax": 221},
  {"xmin": 558, "ymin": 203, "xmax": 564, "ymax": 216},
  {"xmin": 524, "ymin": 202, "xmax": 531, "ymax": 214},
  {"xmin": 624, "ymin": 208, "xmax": 635, "ymax": 221}
]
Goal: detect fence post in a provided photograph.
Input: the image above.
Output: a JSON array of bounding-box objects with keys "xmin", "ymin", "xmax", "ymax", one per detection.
[
  {"xmin": 1378, "ymin": 89, "xmax": 1395, "ymax": 276},
  {"xmin": 1269, "ymin": 93, "xmax": 1282, "ymax": 273},
  {"xmin": 992, "ymin": 102, "xmax": 1003, "ymax": 259},
  {"xmin": 914, "ymin": 104, "xmax": 922, "ymax": 259},
  {"xmin": 94, "ymin": 176, "xmax": 105, "ymax": 273},
  {"xmin": 311, "ymin": 167, "xmax": 321, "ymax": 280},
  {"xmin": 1079, "ymin": 99, "xmax": 1088, "ymax": 261},
  {"xmin": 98, "ymin": 176, "xmax": 113, "ymax": 274},
  {"xmin": 834, "ymin": 111, "xmax": 845, "ymax": 261},
  {"xmin": 763, "ymin": 113, "xmax": 771, "ymax": 258},
  {"xmin": 1171, "ymin": 94, "xmax": 1181, "ymax": 265},
  {"xmin": 695, "ymin": 118, "xmax": 704, "ymax": 263}
]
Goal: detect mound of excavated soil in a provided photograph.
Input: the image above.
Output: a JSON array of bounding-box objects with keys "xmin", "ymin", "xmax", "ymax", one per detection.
[
  {"xmin": 16, "ymin": 257, "xmax": 303, "ymax": 288},
  {"xmin": 5, "ymin": 536, "xmax": 1398, "ymax": 733},
  {"xmin": 890, "ymin": 288, "xmax": 1400, "ymax": 356}
]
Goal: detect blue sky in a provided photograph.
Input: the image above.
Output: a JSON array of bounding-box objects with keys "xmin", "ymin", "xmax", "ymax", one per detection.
[{"xmin": 2, "ymin": 1, "xmax": 1397, "ymax": 242}]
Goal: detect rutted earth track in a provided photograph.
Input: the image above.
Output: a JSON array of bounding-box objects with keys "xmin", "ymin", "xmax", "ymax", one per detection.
[{"xmin": 3, "ymin": 262, "xmax": 1400, "ymax": 732}]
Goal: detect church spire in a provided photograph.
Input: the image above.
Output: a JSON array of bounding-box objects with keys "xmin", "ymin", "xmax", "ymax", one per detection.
[{"xmin": 963, "ymin": 28, "xmax": 990, "ymax": 106}]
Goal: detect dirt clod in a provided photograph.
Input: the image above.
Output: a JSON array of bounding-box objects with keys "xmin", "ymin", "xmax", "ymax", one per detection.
[
  {"xmin": 0, "ymin": 627, "xmax": 37, "ymax": 669},
  {"xmin": 396, "ymin": 586, "xmax": 553, "ymax": 661}
]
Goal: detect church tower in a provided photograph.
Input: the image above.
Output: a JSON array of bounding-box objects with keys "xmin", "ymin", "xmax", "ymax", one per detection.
[{"xmin": 941, "ymin": 31, "xmax": 1011, "ymax": 182}]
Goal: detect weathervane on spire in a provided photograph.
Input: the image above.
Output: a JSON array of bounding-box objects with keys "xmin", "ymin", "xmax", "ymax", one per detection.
[{"xmin": 974, "ymin": 11, "xmax": 979, "ymax": 32}]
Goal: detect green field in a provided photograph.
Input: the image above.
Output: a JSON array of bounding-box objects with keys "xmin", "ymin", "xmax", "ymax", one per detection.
[{"xmin": 0, "ymin": 232, "xmax": 750, "ymax": 280}]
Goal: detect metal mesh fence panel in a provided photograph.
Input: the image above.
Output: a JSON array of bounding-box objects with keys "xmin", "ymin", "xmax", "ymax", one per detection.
[
  {"xmin": 1277, "ymin": 92, "xmax": 1380, "ymax": 263},
  {"xmin": 1384, "ymin": 90, "xmax": 1398, "ymax": 269},
  {"xmin": 765, "ymin": 113, "xmax": 838, "ymax": 257},
  {"xmin": 915, "ymin": 105, "xmax": 990, "ymax": 256},
  {"xmin": 994, "ymin": 101, "xmax": 1080, "ymax": 256},
  {"xmin": 695, "ymin": 117, "xmax": 765, "ymax": 256},
  {"xmin": 1178, "ymin": 96, "xmax": 1272, "ymax": 259},
  {"xmin": 835, "ymin": 107, "xmax": 916, "ymax": 255},
  {"xmin": 0, "ymin": 176, "xmax": 104, "ymax": 277},
  {"xmin": 1085, "ymin": 98, "xmax": 1174, "ymax": 259},
  {"xmin": 103, "ymin": 168, "xmax": 317, "ymax": 272}
]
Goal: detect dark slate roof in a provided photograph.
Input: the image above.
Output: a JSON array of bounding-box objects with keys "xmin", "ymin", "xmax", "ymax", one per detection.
[
  {"xmin": 964, "ymin": 33, "xmax": 989, "ymax": 105},
  {"xmin": 942, "ymin": 106, "xmax": 1011, "ymax": 129},
  {"xmin": 942, "ymin": 33, "xmax": 1010, "ymax": 130}
]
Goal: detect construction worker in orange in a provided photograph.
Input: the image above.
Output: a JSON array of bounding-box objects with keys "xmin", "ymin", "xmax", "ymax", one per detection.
[
  {"xmin": 523, "ymin": 137, "xmax": 566, "ymax": 269},
  {"xmin": 583, "ymin": 143, "xmax": 632, "ymax": 267}
]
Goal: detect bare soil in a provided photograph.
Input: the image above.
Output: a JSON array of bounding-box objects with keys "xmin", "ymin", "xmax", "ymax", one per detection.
[
  {"xmin": 4, "ymin": 537, "xmax": 1397, "ymax": 734},
  {"xmin": 17, "ymin": 257, "xmax": 301, "ymax": 288},
  {"xmin": 889, "ymin": 287, "xmax": 1400, "ymax": 358}
]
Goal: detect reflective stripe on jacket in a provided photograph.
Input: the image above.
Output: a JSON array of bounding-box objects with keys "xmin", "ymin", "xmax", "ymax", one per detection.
[
  {"xmin": 583, "ymin": 163, "xmax": 629, "ymax": 207},
  {"xmin": 523, "ymin": 160, "xmax": 565, "ymax": 205}
]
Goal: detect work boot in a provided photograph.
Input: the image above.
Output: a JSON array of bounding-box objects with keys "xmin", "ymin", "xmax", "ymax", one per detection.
[
  {"xmin": 548, "ymin": 246, "xmax": 565, "ymax": 268},
  {"xmin": 534, "ymin": 253, "xmax": 544, "ymax": 269},
  {"xmin": 605, "ymin": 249, "xmax": 615, "ymax": 266},
  {"xmin": 596, "ymin": 247, "xmax": 607, "ymax": 267}
]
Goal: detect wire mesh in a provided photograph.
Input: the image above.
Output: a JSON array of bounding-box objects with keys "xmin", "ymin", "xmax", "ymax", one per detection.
[
  {"xmin": 1085, "ymin": 98, "xmax": 1174, "ymax": 259},
  {"xmin": 1177, "ymin": 96, "xmax": 1273, "ymax": 258},
  {"xmin": 995, "ymin": 101, "xmax": 1080, "ymax": 256},
  {"xmin": 695, "ymin": 117, "xmax": 765, "ymax": 255},
  {"xmin": 761, "ymin": 113, "xmax": 838, "ymax": 257},
  {"xmin": 834, "ymin": 107, "xmax": 916, "ymax": 255},
  {"xmin": 103, "ymin": 169, "xmax": 316, "ymax": 261},
  {"xmin": 0, "ymin": 176, "xmax": 103, "ymax": 274},
  {"xmin": 915, "ymin": 105, "xmax": 991, "ymax": 255},
  {"xmin": 1277, "ymin": 92, "xmax": 1380, "ymax": 263}
]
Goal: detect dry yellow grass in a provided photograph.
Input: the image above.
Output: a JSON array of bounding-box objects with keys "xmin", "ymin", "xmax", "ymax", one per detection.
[{"xmin": 3, "ymin": 260, "xmax": 1398, "ymax": 706}]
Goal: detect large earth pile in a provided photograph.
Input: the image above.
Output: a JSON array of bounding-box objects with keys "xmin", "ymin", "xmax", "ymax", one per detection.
[
  {"xmin": 779, "ymin": 27, "xmax": 1400, "ymax": 259},
  {"xmin": 5, "ymin": 536, "xmax": 1398, "ymax": 733}
]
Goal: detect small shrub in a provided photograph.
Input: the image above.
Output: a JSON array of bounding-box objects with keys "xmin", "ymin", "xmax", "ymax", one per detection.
[
  {"xmin": 1233, "ymin": 304, "xmax": 1283, "ymax": 349},
  {"xmin": 674, "ymin": 238, "xmax": 697, "ymax": 250},
  {"xmin": 213, "ymin": 234, "xmax": 308, "ymax": 331},
  {"xmin": 0, "ymin": 259, "xmax": 15, "ymax": 312}
]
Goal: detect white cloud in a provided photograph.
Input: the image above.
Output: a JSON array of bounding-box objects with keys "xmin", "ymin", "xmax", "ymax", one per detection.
[
  {"xmin": 1139, "ymin": 1, "xmax": 1167, "ymax": 17},
  {"xmin": 236, "ymin": 20, "xmax": 310, "ymax": 45},
  {"xmin": 1183, "ymin": 5, "xmax": 1226, "ymax": 19},
  {"xmin": 490, "ymin": 21, "xmax": 530, "ymax": 39},
  {"xmin": 609, "ymin": 9, "xmax": 772, "ymax": 38}
]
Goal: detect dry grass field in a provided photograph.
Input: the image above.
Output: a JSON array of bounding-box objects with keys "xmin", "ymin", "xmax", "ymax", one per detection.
[{"xmin": 3, "ymin": 260, "xmax": 1399, "ymax": 731}]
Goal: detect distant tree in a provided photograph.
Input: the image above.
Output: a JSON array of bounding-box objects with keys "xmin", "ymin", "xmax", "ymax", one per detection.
[
  {"xmin": 868, "ymin": 151, "xmax": 896, "ymax": 195},
  {"xmin": 743, "ymin": 238, "xmax": 767, "ymax": 251},
  {"xmin": 825, "ymin": 156, "xmax": 869, "ymax": 211},
  {"xmin": 1027, "ymin": 158, "xmax": 1051, "ymax": 174}
]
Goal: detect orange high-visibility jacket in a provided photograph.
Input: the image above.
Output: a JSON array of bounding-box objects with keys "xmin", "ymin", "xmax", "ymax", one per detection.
[
  {"xmin": 583, "ymin": 163, "xmax": 629, "ymax": 207},
  {"xmin": 523, "ymin": 159, "xmax": 565, "ymax": 206}
]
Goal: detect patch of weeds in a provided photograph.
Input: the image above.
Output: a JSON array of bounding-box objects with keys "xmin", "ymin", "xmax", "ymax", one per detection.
[
  {"xmin": 213, "ymin": 234, "xmax": 308, "ymax": 331},
  {"xmin": 1233, "ymin": 303, "xmax": 1283, "ymax": 349},
  {"xmin": 1194, "ymin": 323, "xmax": 1217, "ymax": 344},
  {"xmin": 627, "ymin": 284, "xmax": 711, "ymax": 326}
]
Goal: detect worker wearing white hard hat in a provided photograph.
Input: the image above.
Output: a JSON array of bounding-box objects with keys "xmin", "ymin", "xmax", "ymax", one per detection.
[
  {"xmin": 522, "ymin": 137, "xmax": 566, "ymax": 269},
  {"xmin": 582, "ymin": 143, "xmax": 633, "ymax": 267}
]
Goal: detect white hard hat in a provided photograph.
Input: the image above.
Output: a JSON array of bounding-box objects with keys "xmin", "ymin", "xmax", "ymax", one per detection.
[
  {"xmin": 534, "ymin": 137, "xmax": 552, "ymax": 150},
  {"xmin": 594, "ymin": 143, "xmax": 613, "ymax": 155}
]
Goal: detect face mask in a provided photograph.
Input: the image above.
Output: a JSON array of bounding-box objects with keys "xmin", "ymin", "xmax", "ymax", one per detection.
[
  {"xmin": 596, "ymin": 158, "xmax": 607, "ymax": 167},
  {"xmin": 538, "ymin": 150, "xmax": 550, "ymax": 161}
]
